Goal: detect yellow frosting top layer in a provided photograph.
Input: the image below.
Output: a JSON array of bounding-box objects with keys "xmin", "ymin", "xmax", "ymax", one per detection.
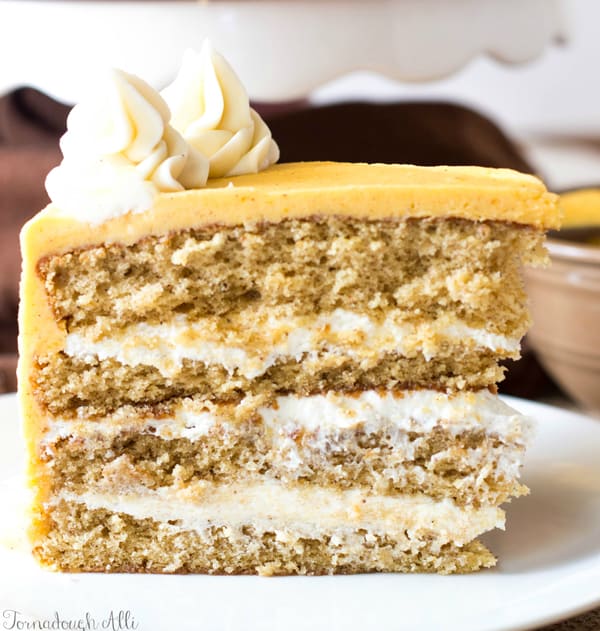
[{"xmin": 24, "ymin": 161, "xmax": 559, "ymax": 260}]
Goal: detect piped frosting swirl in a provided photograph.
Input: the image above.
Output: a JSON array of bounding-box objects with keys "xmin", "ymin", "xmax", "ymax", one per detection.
[
  {"xmin": 46, "ymin": 69, "xmax": 209, "ymax": 224},
  {"xmin": 46, "ymin": 44, "xmax": 280, "ymax": 223},
  {"xmin": 162, "ymin": 43, "xmax": 280, "ymax": 178}
]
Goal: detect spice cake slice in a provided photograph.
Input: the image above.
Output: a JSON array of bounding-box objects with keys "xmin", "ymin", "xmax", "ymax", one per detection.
[
  {"xmin": 18, "ymin": 47, "xmax": 560, "ymax": 575},
  {"xmin": 20, "ymin": 162, "xmax": 558, "ymax": 575}
]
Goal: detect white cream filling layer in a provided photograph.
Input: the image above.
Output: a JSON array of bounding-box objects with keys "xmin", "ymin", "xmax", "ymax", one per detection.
[
  {"xmin": 43, "ymin": 389, "xmax": 532, "ymax": 445},
  {"xmin": 43, "ymin": 390, "xmax": 533, "ymax": 485},
  {"xmin": 56, "ymin": 481, "xmax": 505, "ymax": 545},
  {"xmin": 64, "ymin": 309, "xmax": 520, "ymax": 379}
]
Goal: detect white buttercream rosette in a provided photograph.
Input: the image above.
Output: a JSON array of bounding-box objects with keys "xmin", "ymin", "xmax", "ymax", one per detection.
[
  {"xmin": 46, "ymin": 43, "xmax": 280, "ymax": 223},
  {"xmin": 162, "ymin": 43, "xmax": 280, "ymax": 179},
  {"xmin": 46, "ymin": 69, "xmax": 209, "ymax": 223}
]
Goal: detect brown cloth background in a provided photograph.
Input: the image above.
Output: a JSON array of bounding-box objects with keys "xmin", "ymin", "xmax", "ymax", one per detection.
[
  {"xmin": 0, "ymin": 89, "xmax": 65, "ymax": 391},
  {"xmin": 0, "ymin": 90, "xmax": 557, "ymax": 399}
]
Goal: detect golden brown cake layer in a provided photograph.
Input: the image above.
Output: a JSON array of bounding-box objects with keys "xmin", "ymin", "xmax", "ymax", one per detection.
[
  {"xmin": 33, "ymin": 350, "xmax": 503, "ymax": 417},
  {"xmin": 39, "ymin": 217, "xmax": 543, "ymax": 330},
  {"xmin": 44, "ymin": 422, "xmax": 526, "ymax": 508},
  {"xmin": 36, "ymin": 502, "xmax": 496, "ymax": 575}
]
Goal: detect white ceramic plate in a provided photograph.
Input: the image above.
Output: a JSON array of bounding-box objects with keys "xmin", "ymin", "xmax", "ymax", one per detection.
[{"xmin": 1, "ymin": 394, "xmax": 599, "ymax": 631}]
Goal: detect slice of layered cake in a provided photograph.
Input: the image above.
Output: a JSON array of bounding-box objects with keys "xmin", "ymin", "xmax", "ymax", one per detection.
[{"xmin": 18, "ymin": 45, "xmax": 560, "ymax": 575}]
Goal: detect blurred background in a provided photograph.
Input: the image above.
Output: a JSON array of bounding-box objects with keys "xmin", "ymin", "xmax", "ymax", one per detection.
[{"xmin": 1, "ymin": 0, "xmax": 599, "ymax": 412}]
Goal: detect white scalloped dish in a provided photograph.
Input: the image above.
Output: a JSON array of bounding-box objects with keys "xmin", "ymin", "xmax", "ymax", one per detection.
[{"xmin": 0, "ymin": 0, "xmax": 564, "ymax": 102}]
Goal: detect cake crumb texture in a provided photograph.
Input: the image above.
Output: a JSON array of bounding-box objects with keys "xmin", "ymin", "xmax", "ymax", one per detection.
[
  {"xmin": 40, "ymin": 217, "xmax": 544, "ymax": 330},
  {"xmin": 30, "ymin": 216, "xmax": 544, "ymax": 416},
  {"xmin": 45, "ymin": 419, "xmax": 527, "ymax": 508},
  {"xmin": 34, "ymin": 351, "xmax": 504, "ymax": 417},
  {"xmin": 36, "ymin": 502, "xmax": 496, "ymax": 575}
]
